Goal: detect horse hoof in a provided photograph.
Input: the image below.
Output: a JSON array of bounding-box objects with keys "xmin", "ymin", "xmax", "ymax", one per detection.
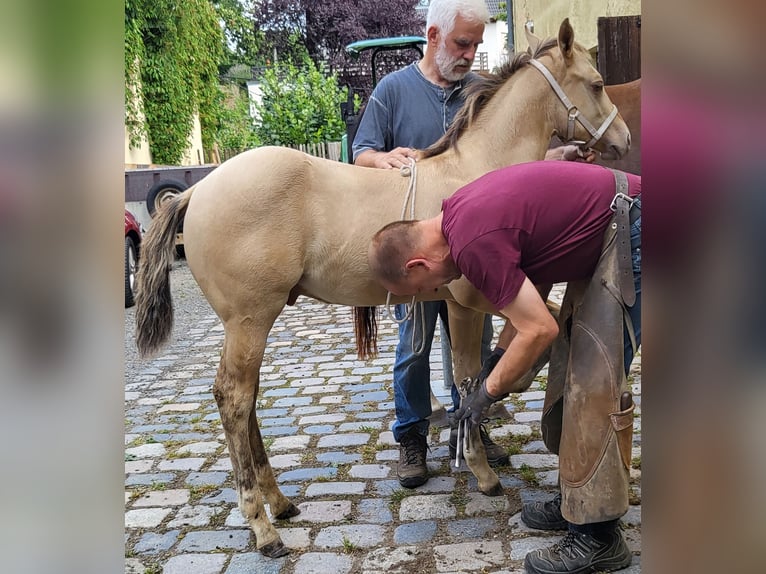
[
  {"xmin": 480, "ymin": 482, "xmax": 504, "ymax": 497},
  {"xmin": 259, "ymin": 540, "xmax": 289, "ymax": 558},
  {"xmin": 275, "ymin": 503, "xmax": 300, "ymax": 519}
]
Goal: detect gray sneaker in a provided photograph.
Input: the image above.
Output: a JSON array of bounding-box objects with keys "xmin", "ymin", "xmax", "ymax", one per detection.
[
  {"xmin": 521, "ymin": 492, "xmax": 568, "ymax": 531},
  {"xmin": 397, "ymin": 428, "xmax": 428, "ymax": 488}
]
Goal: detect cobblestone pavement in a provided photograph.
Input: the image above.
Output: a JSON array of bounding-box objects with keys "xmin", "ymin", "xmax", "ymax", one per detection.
[{"xmin": 125, "ymin": 260, "xmax": 641, "ymax": 574}]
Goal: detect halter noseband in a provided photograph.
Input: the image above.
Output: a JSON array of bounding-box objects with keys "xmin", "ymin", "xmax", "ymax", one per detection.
[{"xmin": 528, "ymin": 58, "xmax": 618, "ymax": 151}]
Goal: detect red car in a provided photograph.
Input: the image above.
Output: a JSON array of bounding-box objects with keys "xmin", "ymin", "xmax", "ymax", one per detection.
[{"xmin": 125, "ymin": 209, "xmax": 142, "ymax": 307}]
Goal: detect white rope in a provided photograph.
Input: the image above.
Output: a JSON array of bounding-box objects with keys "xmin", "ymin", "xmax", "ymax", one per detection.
[{"xmin": 384, "ymin": 158, "xmax": 427, "ymax": 355}]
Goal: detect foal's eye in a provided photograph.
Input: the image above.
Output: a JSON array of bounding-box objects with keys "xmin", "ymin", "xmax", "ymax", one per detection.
[{"xmin": 592, "ymin": 82, "xmax": 604, "ymax": 93}]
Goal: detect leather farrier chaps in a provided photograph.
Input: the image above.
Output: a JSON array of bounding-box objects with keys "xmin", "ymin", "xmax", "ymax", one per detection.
[{"xmin": 541, "ymin": 170, "xmax": 637, "ymax": 525}]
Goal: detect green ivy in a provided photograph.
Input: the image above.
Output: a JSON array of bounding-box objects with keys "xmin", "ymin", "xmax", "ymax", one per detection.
[
  {"xmin": 125, "ymin": 0, "xmax": 223, "ymax": 165},
  {"xmin": 254, "ymin": 58, "xmax": 357, "ymax": 146}
]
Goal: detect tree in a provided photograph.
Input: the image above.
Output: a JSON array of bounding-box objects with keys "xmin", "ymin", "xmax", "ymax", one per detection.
[
  {"xmin": 253, "ymin": 1, "xmax": 424, "ymax": 99},
  {"xmin": 125, "ymin": 0, "xmax": 224, "ymax": 164},
  {"xmin": 253, "ymin": 58, "xmax": 351, "ymax": 146}
]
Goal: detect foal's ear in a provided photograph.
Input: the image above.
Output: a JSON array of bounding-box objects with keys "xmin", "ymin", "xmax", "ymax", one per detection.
[
  {"xmin": 525, "ymin": 25, "xmax": 541, "ymax": 54},
  {"xmin": 557, "ymin": 18, "xmax": 575, "ymax": 61}
]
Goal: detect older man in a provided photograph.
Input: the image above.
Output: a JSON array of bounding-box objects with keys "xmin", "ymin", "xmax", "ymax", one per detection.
[{"xmin": 368, "ymin": 160, "xmax": 641, "ymax": 574}]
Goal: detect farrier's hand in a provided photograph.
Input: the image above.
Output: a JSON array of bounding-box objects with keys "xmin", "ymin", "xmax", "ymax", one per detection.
[
  {"xmin": 454, "ymin": 379, "xmax": 505, "ymax": 426},
  {"xmin": 545, "ymin": 144, "xmax": 596, "ymax": 163}
]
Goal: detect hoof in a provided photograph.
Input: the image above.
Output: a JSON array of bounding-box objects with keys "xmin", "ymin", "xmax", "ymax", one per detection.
[
  {"xmin": 480, "ymin": 481, "xmax": 504, "ymax": 497},
  {"xmin": 259, "ymin": 540, "xmax": 290, "ymax": 558},
  {"xmin": 275, "ymin": 503, "xmax": 300, "ymax": 519}
]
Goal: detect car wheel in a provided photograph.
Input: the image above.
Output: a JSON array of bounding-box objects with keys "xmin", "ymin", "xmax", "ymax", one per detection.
[
  {"xmin": 125, "ymin": 236, "xmax": 138, "ymax": 308},
  {"xmin": 146, "ymin": 179, "xmax": 187, "ymax": 216}
]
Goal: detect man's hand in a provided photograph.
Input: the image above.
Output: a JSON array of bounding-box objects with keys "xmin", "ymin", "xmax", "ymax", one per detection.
[
  {"xmin": 545, "ymin": 144, "xmax": 596, "ymax": 163},
  {"xmin": 360, "ymin": 147, "xmax": 417, "ymax": 169},
  {"xmin": 454, "ymin": 379, "xmax": 506, "ymax": 426}
]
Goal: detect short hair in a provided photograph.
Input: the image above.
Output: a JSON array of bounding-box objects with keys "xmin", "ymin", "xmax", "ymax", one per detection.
[
  {"xmin": 426, "ymin": 0, "xmax": 490, "ymax": 36},
  {"xmin": 368, "ymin": 220, "xmax": 421, "ymax": 285}
]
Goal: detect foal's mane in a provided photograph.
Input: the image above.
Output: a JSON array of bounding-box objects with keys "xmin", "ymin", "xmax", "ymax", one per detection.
[{"xmin": 421, "ymin": 37, "xmax": 558, "ymax": 159}]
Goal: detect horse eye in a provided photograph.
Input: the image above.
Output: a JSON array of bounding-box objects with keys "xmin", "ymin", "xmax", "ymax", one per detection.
[{"xmin": 592, "ymin": 82, "xmax": 604, "ymax": 93}]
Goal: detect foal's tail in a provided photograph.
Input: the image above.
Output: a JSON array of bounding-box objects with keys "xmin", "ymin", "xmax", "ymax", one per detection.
[
  {"xmin": 353, "ymin": 306, "xmax": 378, "ymax": 360},
  {"xmin": 135, "ymin": 188, "xmax": 194, "ymax": 357}
]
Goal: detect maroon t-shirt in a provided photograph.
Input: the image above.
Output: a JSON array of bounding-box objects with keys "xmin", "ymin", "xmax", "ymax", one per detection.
[{"xmin": 441, "ymin": 161, "xmax": 641, "ymax": 310}]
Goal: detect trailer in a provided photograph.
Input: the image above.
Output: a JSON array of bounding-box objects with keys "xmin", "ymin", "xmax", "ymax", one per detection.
[{"xmin": 124, "ymin": 164, "xmax": 217, "ymax": 255}]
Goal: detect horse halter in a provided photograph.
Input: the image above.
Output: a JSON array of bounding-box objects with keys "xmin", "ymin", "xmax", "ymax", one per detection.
[{"xmin": 528, "ymin": 58, "xmax": 618, "ymax": 151}]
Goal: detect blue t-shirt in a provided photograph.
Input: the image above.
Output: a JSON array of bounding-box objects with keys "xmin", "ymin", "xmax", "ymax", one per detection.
[{"xmin": 352, "ymin": 63, "xmax": 475, "ymax": 160}]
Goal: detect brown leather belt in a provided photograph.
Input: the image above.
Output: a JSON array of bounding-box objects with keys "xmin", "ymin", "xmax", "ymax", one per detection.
[{"xmin": 610, "ymin": 169, "xmax": 636, "ymax": 307}]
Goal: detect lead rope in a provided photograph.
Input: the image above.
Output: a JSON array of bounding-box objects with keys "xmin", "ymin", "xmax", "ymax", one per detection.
[{"xmin": 384, "ymin": 158, "xmax": 427, "ymax": 356}]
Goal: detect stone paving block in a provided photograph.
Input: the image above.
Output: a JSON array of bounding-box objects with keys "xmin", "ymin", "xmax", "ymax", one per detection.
[
  {"xmin": 261, "ymin": 426, "xmax": 300, "ymax": 436},
  {"xmin": 302, "ymin": 425, "xmax": 335, "ymax": 435},
  {"xmin": 446, "ymin": 517, "xmax": 496, "ymax": 539},
  {"xmin": 318, "ymin": 395, "xmax": 344, "ymax": 404},
  {"xmin": 132, "ymin": 529, "xmax": 180, "ymax": 554},
  {"xmin": 124, "ymin": 558, "xmax": 146, "ymax": 573},
  {"xmin": 301, "ymin": 385, "xmax": 340, "ymax": 395},
  {"xmin": 177, "ymin": 529, "xmax": 251, "ymax": 551},
  {"xmin": 289, "ymin": 500, "xmax": 352, "ymax": 524},
  {"xmin": 350, "ymin": 391, "xmax": 389, "ymax": 403},
  {"xmin": 305, "ymin": 481, "xmax": 365, "ymax": 497},
  {"xmin": 349, "ymin": 464, "xmax": 390, "ymax": 479},
  {"xmin": 489, "ymin": 425, "xmax": 532, "ymax": 439},
  {"xmin": 357, "ymin": 498, "xmax": 393, "ymax": 524},
  {"xmin": 278, "ymin": 467, "xmax": 336, "ymax": 483},
  {"xmin": 157, "ymin": 403, "xmax": 201, "ymax": 413},
  {"xmin": 536, "ymin": 469, "xmax": 559, "ymax": 487},
  {"xmin": 200, "ymin": 488, "xmax": 238, "ymax": 505},
  {"xmin": 125, "ymin": 473, "xmax": 175, "ymax": 487},
  {"xmin": 125, "ymin": 443, "xmax": 166, "ymax": 459},
  {"xmin": 339, "ymin": 421, "xmax": 383, "ymax": 432},
  {"xmin": 261, "ymin": 416, "xmax": 296, "ymax": 427},
  {"xmin": 185, "ymin": 472, "xmax": 229, "ymax": 486},
  {"xmin": 375, "ymin": 449, "xmax": 399, "ymax": 462},
  {"xmin": 433, "ymin": 540, "xmax": 505, "ymax": 572},
  {"xmin": 263, "ymin": 387, "xmax": 300, "ymax": 397},
  {"xmin": 509, "ymin": 536, "xmax": 560, "ymax": 560},
  {"xmin": 269, "ymin": 454, "xmax": 303, "ymax": 468},
  {"xmin": 292, "ymin": 552, "xmax": 353, "ymax": 574},
  {"xmin": 298, "ymin": 413, "xmax": 346, "ymax": 425},
  {"xmin": 178, "ymin": 441, "xmax": 222, "ymax": 455},
  {"xmin": 522, "ymin": 440, "xmax": 548, "ymax": 453},
  {"xmin": 315, "ymin": 452, "xmax": 361, "ymax": 465},
  {"xmin": 224, "ymin": 552, "xmax": 287, "ymax": 574},
  {"xmin": 167, "ymin": 505, "xmax": 220, "ymax": 528},
  {"xmin": 464, "ymin": 492, "xmax": 510, "ymax": 516},
  {"xmin": 361, "ymin": 546, "xmax": 424, "ymax": 571},
  {"xmin": 314, "ymin": 524, "xmax": 386, "ymax": 548},
  {"xmin": 510, "ymin": 454, "xmax": 559, "ymax": 469},
  {"xmin": 519, "ymin": 390, "xmax": 546, "ymax": 401},
  {"xmin": 124, "ymin": 508, "xmax": 172, "ymax": 528},
  {"xmin": 393, "ymin": 520, "xmax": 437, "ymax": 544},
  {"xmin": 399, "ymin": 494, "xmax": 456, "ymax": 521},
  {"xmin": 276, "ymin": 527, "xmax": 312, "ymax": 549},
  {"xmin": 507, "ymin": 512, "xmax": 543, "ymax": 534},
  {"xmin": 125, "ymin": 460, "xmax": 154, "ymax": 474},
  {"xmin": 269, "ymin": 435, "xmax": 310, "ymax": 451},
  {"xmin": 622, "ymin": 505, "xmax": 641, "ymax": 526},
  {"xmin": 209, "ymin": 457, "xmax": 232, "ymax": 471},
  {"xmin": 133, "ymin": 489, "xmax": 190, "ymax": 507},
  {"xmin": 411, "ymin": 476, "xmax": 456, "ymax": 493},
  {"xmin": 158, "ymin": 458, "xmax": 206, "ymax": 471},
  {"xmin": 376, "ymin": 431, "xmax": 397, "ymax": 446},
  {"xmin": 514, "ymin": 411, "xmax": 542, "ymax": 423},
  {"xmin": 624, "ymin": 527, "xmax": 641, "ymax": 553},
  {"xmin": 272, "ymin": 397, "xmax": 313, "ymax": 407},
  {"xmin": 291, "ymin": 405, "xmax": 327, "ymax": 415},
  {"xmin": 316, "ymin": 432, "xmax": 370, "ymax": 448},
  {"xmin": 356, "ymin": 411, "xmax": 388, "ymax": 420},
  {"xmin": 162, "ymin": 553, "xmax": 227, "ymax": 574}
]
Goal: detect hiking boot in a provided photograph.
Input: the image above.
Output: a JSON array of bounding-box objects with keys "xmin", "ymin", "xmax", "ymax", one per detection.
[
  {"xmin": 448, "ymin": 424, "xmax": 510, "ymax": 467},
  {"xmin": 397, "ymin": 428, "xmax": 428, "ymax": 488},
  {"xmin": 521, "ymin": 492, "xmax": 568, "ymax": 531},
  {"xmin": 524, "ymin": 529, "xmax": 632, "ymax": 573}
]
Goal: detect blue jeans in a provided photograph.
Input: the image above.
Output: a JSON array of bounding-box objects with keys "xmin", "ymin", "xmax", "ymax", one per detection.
[
  {"xmin": 623, "ymin": 196, "xmax": 642, "ymax": 374},
  {"xmin": 392, "ymin": 301, "xmax": 493, "ymax": 441}
]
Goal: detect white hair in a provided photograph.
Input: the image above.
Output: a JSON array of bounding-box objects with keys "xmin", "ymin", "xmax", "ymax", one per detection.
[{"xmin": 426, "ymin": 0, "xmax": 490, "ymax": 36}]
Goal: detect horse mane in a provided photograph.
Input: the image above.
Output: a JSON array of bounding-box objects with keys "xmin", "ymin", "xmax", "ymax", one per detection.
[{"xmin": 421, "ymin": 37, "xmax": 559, "ymax": 159}]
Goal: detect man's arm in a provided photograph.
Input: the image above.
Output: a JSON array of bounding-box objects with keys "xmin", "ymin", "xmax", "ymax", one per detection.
[
  {"xmin": 545, "ymin": 144, "xmax": 596, "ymax": 162},
  {"xmin": 355, "ymin": 147, "xmax": 418, "ymax": 169},
  {"xmin": 484, "ymin": 277, "xmax": 558, "ymax": 396}
]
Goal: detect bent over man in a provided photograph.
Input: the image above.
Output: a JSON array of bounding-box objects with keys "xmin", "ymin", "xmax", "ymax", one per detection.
[{"xmin": 368, "ymin": 160, "xmax": 641, "ymax": 574}]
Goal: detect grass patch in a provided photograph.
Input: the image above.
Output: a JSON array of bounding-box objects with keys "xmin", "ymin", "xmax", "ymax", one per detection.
[
  {"xmin": 341, "ymin": 536, "xmax": 358, "ymax": 554},
  {"xmin": 188, "ymin": 484, "xmax": 219, "ymax": 503},
  {"xmin": 143, "ymin": 564, "xmax": 162, "ymax": 574},
  {"xmin": 449, "ymin": 491, "xmax": 469, "ymax": 514},
  {"xmin": 263, "ymin": 437, "xmax": 275, "ymax": 451},
  {"xmin": 518, "ymin": 463, "xmax": 540, "ymax": 486},
  {"xmin": 631, "ymin": 455, "xmax": 641, "ymax": 470}
]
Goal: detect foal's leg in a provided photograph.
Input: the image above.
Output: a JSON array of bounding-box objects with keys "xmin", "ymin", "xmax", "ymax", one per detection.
[
  {"xmin": 213, "ymin": 314, "xmax": 291, "ymax": 558},
  {"xmin": 446, "ymin": 301, "xmax": 503, "ymax": 496}
]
